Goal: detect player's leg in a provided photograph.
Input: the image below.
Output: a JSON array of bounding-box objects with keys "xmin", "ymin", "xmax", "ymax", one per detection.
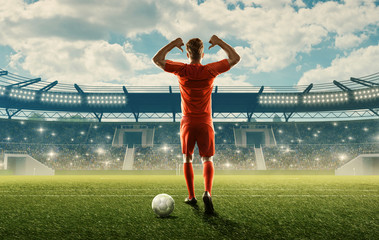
[
  {"xmin": 201, "ymin": 156, "xmax": 214, "ymax": 195},
  {"xmin": 197, "ymin": 123, "xmax": 215, "ymax": 214},
  {"xmin": 183, "ymin": 153, "xmax": 196, "ymax": 204},
  {"xmin": 201, "ymin": 155, "xmax": 215, "ymax": 214},
  {"xmin": 180, "ymin": 121, "xmax": 197, "ymax": 204}
]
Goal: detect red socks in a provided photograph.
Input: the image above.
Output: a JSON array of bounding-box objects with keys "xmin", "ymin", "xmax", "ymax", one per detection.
[
  {"xmin": 184, "ymin": 161, "xmax": 215, "ymax": 199},
  {"xmin": 203, "ymin": 161, "xmax": 214, "ymax": 195},
  {"xmin": 183, "ymin": 162, "xmax": 195, "ymax": 199}
]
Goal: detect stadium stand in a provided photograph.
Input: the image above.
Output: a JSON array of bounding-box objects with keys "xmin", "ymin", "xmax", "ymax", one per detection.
[{"xmin": 0, "ymin": 118, "xmax": 377, "ymax": 170}]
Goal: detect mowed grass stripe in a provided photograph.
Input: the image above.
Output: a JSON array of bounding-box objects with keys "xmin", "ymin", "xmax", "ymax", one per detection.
[
  {"xmin": 0, "ymin": 188, "xmax": 377, "ymax": 191},
  {"xmin": 0, "ymin": 175, "xmax": 377, "ymax": 239},
  {"xmin": 1, "ymin": 194, "xmax": 378, "ymax": 197}
]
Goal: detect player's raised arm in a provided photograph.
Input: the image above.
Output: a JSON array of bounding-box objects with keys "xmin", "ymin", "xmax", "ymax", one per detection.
[
  {"xmin": 152, "ymin": 38, "xmax": 184, "ymax": 70},
  {"xmin": 209, "ymin": 35, "xmax": 240, "ymax": 68}
]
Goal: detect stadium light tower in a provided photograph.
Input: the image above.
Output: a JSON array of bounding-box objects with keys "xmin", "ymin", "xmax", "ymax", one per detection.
[
  {"xmin": 38, "ymin": 81, "xmax": 58, "ymax": 92},
  {"xmin": 247, "ymin": 85, "xmax": 264, "ymax": 122},
  {"xmin": 8, "ymin": 78, "xmax": 41, "ymax": 88},
  {"xmin": 284, "ymin": 83, "xmax": 313, "ymax": 122},
  {"xmin": 350, "ymin": 77, "xmax": 379, "ymax": 87},
  {"xmin": 333, "ymin": 80, "xmax": 351, "ymax": 92},
  {"xmin": 123, "ymin": 86, "xmax": 139, "ymax": 122}
]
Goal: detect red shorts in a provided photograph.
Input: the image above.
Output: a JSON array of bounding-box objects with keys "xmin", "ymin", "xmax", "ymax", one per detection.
[{"xmin": 180, "ymin": 116, "xmax": 215, "ymax": 157}]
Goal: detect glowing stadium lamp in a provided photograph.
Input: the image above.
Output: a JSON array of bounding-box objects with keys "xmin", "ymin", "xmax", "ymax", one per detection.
[
  {"xmin": 0, "ymin": 86, "xmax": 6, "ymax": 95},
  {"xmin": 97, "ymin": 148, "xmax": 105, "ymax": 154},
  {"xmin": 353, "ymin": 87, "xmax": 379, "ymax": 101},
  {"xmin": 260, "ymin": 94, "xmax": 298, "ymax": 105}
]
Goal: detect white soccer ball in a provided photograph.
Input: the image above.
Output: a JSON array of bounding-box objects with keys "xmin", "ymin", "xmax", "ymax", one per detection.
[{"xmin": 152, "ymin": 193, "xmax": 175, "ymax": 217}]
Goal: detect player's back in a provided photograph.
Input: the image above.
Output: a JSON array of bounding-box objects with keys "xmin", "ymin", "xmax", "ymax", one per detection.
[
  {"xmin": 177, "ymin": 63, "xmax": 216, "ymax": 119},
  {"xmin": 164, "ymin": 59, "xmax": 230, "ymax": 120}
]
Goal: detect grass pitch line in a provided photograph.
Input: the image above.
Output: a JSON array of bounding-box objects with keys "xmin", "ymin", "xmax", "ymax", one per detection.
[
  {"xmin": 0, "ymin": 188, "xmax": 377, "ymax": 192},
  {"xmin": 1, "ymin": 194, "xmax": 378, "ymax": 198}
]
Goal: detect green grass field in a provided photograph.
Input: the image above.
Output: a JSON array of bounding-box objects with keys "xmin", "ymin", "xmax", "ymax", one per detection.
[{"xmin": 0, "ymin": 174, "xmax": 378, "ymax": 239}]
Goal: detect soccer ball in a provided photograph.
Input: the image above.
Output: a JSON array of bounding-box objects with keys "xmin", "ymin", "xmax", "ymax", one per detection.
[{"xmin": 152, "ymin": 193, "xmax": 175, "ymax": 217}]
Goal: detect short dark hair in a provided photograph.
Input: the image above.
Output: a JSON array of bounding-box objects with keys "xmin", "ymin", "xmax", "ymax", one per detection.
[{"xmin": 186, "ymin": 38, "xmax": 204, "ymax": 61}]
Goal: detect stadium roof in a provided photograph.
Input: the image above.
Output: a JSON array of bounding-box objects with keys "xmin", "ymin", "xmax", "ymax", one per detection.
[{"xmin": 0, "ymin": 69, "xmax": 378, "ymax": 122}]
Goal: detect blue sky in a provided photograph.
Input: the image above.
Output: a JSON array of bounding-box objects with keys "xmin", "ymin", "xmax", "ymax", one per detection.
[{"xmin": 0, "ymin": 0, "xmax": 378, "ymax": 88}]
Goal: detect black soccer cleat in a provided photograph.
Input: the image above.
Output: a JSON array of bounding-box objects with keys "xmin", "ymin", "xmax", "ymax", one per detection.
[
  {"xmin": 202, "ymin": 191, "xmax": 214, "ymax": 214},
  {"xmin": 184, "ymin": 197, "xmax": 198, "ymax": 205}
]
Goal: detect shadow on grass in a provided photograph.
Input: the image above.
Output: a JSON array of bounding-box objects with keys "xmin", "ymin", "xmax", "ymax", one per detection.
[
  {"xmin": 190, "ymin": 204, "xmax": 250, "ymax": 239},
  {"xmin": 156, "ymin": 215, "xmax": 178, "ymax": 220}
]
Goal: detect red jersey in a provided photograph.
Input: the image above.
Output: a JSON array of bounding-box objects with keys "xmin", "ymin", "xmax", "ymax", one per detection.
[{"xmin": 164, "ymin": 59, "xmax": 230, "ymax": 121}]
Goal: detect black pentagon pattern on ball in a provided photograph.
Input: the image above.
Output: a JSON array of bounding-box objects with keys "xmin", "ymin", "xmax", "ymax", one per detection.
[{"xmin": 152, "ymin": 193, "xmax": 175, "ymax": 217}]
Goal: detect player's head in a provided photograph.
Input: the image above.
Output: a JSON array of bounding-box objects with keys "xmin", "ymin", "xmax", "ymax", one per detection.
[{"xmin": 186, "ymin": 38, "xmax": 204, "ymax": 62}]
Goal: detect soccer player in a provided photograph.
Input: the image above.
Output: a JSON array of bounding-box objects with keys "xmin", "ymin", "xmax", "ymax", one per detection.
[{"xmin": 152, "ymin": 35, "xmax": 240, "ymax": 214}]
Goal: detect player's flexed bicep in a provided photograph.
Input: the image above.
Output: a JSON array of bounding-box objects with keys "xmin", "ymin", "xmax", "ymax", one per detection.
[
  {"xmin": 209, "ymin": 35, "xmax": 240, "ymax": 68},
  {"xmin": 152, "ymin": 38, "xmax": 184, "ymax": 70}
]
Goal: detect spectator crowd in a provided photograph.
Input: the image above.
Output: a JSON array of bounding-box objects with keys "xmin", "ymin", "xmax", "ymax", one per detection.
[{"xmin": 0, "ymin": 118, "xmax": 377, "ymax": 170}]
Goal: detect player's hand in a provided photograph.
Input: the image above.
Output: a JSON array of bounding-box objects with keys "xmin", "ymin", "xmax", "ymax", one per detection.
[
  {"xmin": 209, "ymin": 35, "xmax": 220, "ymax": 50},
  {"xmin": 173, "ymin": 38, "xmax": 184, "ymax": 52}
]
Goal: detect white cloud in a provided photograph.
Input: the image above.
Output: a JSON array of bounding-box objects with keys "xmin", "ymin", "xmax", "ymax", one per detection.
[
  {"xmin": 306, "ymin": 0, "xmax": 379, "ymax": 35},
  {"xmin": 124, "ymin": 71, "xmax": 252, "ymax": 87},
  {"xmin": 0, "ymin": 0, "xmax": 378, "ymax": 86},
  {"xmin": 213, "ymin": 73, "xmax": 253, "ymax": 86},
  {"xmin": 125, "ymin": 72, "xmax": 178, "ymax": 86},
  {"xmin": 8, "ymin": 39, "xmax": 150, "ymax": 86},
  {"xmin": 155, "ymin": 0, "xmax": 377, "ymax": 73},
  {"xmin": 293, "ymin": 0, "xmax": 306, "ymax": 8},
  {"xmin": 298, "ymin": 44, "xmax": 379, "ymax": 85},
  {"xmin": 335, "ymin": 33, "xmax": 368, "ymax": 49}
]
